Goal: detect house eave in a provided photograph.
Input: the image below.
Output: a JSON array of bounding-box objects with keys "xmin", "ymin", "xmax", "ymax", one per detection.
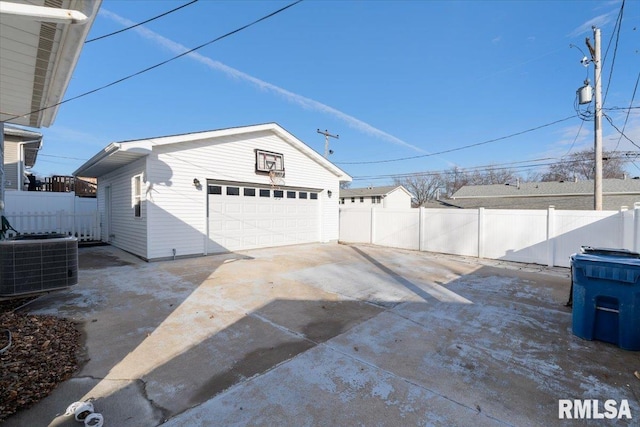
[
  {"xmin": 73, "ymin": 142, "xmax": 152, "ymax": 177},
  {"xmin": 0, "ymin": 0, "xmax": 102, "ymax": 128}
]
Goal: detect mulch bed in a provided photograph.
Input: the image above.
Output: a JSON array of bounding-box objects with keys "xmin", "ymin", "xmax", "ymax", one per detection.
[{"xmin": 0, "ymin": 297, "xmax": 82, "ymax": 422}]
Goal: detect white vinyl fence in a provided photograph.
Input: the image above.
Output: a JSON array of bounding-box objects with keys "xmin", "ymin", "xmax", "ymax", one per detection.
[
  {"xmin": 4, "ymin": 191, "xmax": 97, "ymax": 214},
  {"xmin": 3, "ymin": 211, "xmax": 101, "ymax": 242},
  {"xmin": 2, "ymin": 191, "xmax": 100, "ymax": 242},
  {"xmin": 339, "ymin": 204, "xmax": 640, "ymax": 268}
]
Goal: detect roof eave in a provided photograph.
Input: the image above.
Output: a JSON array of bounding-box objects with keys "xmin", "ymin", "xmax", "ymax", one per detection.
[{"xmin": 39, "ymin": 0, "xmax": 102, "ymax": 127}]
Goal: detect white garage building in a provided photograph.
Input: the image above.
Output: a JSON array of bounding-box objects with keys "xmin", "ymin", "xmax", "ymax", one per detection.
[{"xmin": 74, "ymin": 123, "xmax": 351, "ymax": 261}]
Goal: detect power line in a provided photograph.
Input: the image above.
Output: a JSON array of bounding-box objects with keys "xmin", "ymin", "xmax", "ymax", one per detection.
[
  {"xmin": 85, "ymin": 0, "xmax": 199, "ymax": 43},
  {"xmin": 38, "ymin": 154, "xmax": 88, "ymax": 161},
  {"xmin": 5, "ymin": 0, "xmax": 304, "ymax": 124},
  {"xmin": 350, "ymin": 152, "xmax": 639, "ymax": 182},
  {"xmin": 335, "ymin": 115, "xmax": 576, "ymax": 165},
  {"xmin": 604, "ymin": 114, "xmax": 640, "ymax": 149},
  {"xmin": 604, "ymin": 106, "xmax": 640, "ymax": 111},
  {"xmin": 602, "ymin": 0, "xmax": 625, "ymax": 105},
  {"xmin": 612, "ymin": 71, "xmax": 639, "ymax": 152}
]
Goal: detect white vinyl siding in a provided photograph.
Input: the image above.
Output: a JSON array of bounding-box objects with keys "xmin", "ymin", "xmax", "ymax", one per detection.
[
  {"xmin": 97, "ymin": 157, "xmax": 148, "ymax": 259},
  {"xmin": 145, "ymin": 130, "xmax": 340, "ymax": 259},
  {"xmin": 383, "ymin": 188, "xmax": 412, "ymax": 208}
]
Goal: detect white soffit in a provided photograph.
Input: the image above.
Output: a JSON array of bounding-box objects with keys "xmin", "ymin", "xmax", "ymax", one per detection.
[{"xmin": 0, "ymin": 0, "xmax": 101, "ymax": 128}]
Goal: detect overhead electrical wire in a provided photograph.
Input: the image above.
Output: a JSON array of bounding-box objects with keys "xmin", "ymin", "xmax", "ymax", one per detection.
[
  {"xmin": 601, "ymin": 0, "xmax": 625, "ymax": 105},
  {"xmin": 85, "ymin": 0, "xmax": 199, "ymax": 43},
  {"xmin": 612, "ymin": 71, "xmax": 639, "ymax": 152},
  {"xmin": 562, "ymin": 118, "xmax": 585, "ymax": 159},
  {"xmin": 335, "ymin": 115, "xmax": 576, "ymax": 165},
  {"xmin": 605, "ymin": 114, "xmax": 640, "ymax": 149},
  {"xmin": 351, "ymin": 152, "xmax": 639, "ymax": 182},
  {"xmin": 4, "ymin": 0, "xmax": 304, "ymax": 124}
]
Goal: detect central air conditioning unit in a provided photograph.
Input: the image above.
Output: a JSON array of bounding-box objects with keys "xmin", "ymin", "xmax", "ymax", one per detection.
[{"xmin": 0, "ymin": 234, "xmax": 78, "ymax": 298}]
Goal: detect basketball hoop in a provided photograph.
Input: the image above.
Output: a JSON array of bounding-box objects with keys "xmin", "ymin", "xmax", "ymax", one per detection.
[{"xmin": 269, "ymin": 170, "xmax": 285, "ymax": 189}]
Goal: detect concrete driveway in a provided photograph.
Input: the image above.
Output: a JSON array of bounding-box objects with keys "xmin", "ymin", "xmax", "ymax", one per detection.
[{"xmin": 6, "ymin": 242, "xmax": 640, "ymax": 426}]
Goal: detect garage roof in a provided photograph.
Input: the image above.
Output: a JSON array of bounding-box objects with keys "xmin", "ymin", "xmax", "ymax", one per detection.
[
  {"xmin": 0, "ymin": 0, "xmax": 101, "ymax": 128},
  {"xmin": 73, "ymin": 122, "xmax": 353, "ymax": 181}
]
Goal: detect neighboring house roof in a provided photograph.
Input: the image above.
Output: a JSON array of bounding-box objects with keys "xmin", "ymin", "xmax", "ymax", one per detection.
[
  {"xmin": 444, "ymin": 179, "xmax": 640, "ymax": 210},
  {"xmin": 3, "ymin": 125, "xmax": 42, "ymax": 167},
  {"xmin": 73, "ymin": 122, "xmax": 352, "ymax": 181},
  {"xmin": 0, "ymin": 0, "xmax": 102, "ymax": 127},
  {"xmin": 452, "ymin": 179, "xmax": 640, "ymax": 198},
  {"xmin": 432, "ymin": 195, "xmax": 639, "ymax": 211},
  {"xmin": 340, "ymin": 185, "xmax": 413, "ymax": 198}
]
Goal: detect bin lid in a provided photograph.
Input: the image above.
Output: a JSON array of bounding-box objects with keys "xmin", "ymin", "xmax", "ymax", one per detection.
[
  {"xmin": 571, "ymin": 246, "xmax": 640, "ymax": 268},
  {"xmin": 579, "ymin": 246, "xmax": 640, "ymax": 258}
]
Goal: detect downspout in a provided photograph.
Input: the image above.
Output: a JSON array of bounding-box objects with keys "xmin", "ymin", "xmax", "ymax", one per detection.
[{"xmin": 16, "ymin": 138, "xmax": 42, "ymax": 191}]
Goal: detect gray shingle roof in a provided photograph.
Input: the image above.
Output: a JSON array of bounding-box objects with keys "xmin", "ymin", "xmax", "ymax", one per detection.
[
  {"xmin": 432, "ymin": 195, "xmax": 640, "ymax": 211},
  {"xmin": 340, "ymin": 185, "xmax": 401, "ymax": 198},
  {"xmin": 452, "ymin": 179, "xmax": 640, "ymax": 198}
]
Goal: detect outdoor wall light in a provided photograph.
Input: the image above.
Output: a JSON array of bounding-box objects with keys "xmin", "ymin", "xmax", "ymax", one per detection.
[
  {"xmin": 193, "ymin": 178, "xmax": 201, "ymax": 187},
  {"xmin": 327, "ymin": 190, "xmax": 332, "ymax": 198}
]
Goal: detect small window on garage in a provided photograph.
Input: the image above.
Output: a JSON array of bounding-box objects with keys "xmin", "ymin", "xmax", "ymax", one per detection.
[
  {"xmin": 299, "ymin": 192, "xmax": 308, "ymax": 199},
  {"xmin": 133, "ymin": 175, "xmax": 142, "ymax": 218},
  {"xmin": 310, "ymin": 193, "xmax": 318, "ymax": 200},
  {"xmin": 360, "ymin": 196, "xmax": 364, "ymax": 203},
  {"xmin": 227, "ymin": 186, "xmax": 240, "ymax": 196},
  {"xmin": 208, "ymin": 185, "xmax": 222, "ymax": 195},
  {"xmin": 244, "ymin": 188, "xmax": 255, "ymax": 196},
  {"xmin": 287, "ymin": 191, "xmax": 296, "ymax": 199},
  {"xmin": 274, "ymin": 190, "xmax": 284, "ymax": 198},
  {"xmin": 351, "ymin": 197, "xmax": 355, "ymax": 203},
  {"xmin": 260, "ymin": 189, "xmax": 270, "ymax": 197}
]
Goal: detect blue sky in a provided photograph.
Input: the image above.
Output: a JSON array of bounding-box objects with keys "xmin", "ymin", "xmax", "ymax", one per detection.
[{"xmin": 33, "ymin": 0, "xmax": 640, "ymax": 185}]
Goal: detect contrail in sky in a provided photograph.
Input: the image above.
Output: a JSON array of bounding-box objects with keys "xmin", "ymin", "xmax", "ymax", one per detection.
[{"xmin": 101, "ymin": 9, "xmax": 426, "ymax": 153}]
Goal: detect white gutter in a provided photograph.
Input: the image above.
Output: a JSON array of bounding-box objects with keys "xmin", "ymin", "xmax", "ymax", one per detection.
[
  {"xmin": 73, "ymin": 140, "xmax": 152, "ymax": 177},
  {"xmin": 0, "ymin": 1, "xmax": 88, "ymax": 24},
  {"xmin": 73, "ymin": 143, "xmax": 122, "ymax": 177}
]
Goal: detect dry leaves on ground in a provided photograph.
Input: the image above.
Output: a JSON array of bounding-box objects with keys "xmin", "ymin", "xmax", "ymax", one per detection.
[{"xmin": 0, "ymin": 298, "xmax": 82, "ymax": 422}]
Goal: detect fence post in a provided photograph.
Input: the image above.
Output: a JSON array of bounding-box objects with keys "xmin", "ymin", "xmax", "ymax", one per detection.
[
  {"xmin": 477, "ymin": 208, "xmax": 485, "ymax": 259},
  {"xmin": 635, "ymin": 203, "xmax": 640, "ymax": 253},
  {"xmin": 370, "ymin": 207, "xmax": 376, "ymax": 244},
  {"xmin": 546, "ymin": 206, "xmax": 555, "ymax": 267},
  {"xmin": 419, "ymin": 207, "xmax": 425, "ymax": 252},
  {"xmin": 619, "ymin": 206, "xmax": 631, "ymax": 250}
]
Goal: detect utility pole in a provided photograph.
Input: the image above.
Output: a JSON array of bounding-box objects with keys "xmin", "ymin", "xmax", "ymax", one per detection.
[
  {"xmin": 317, "ymin": 129, "xmax": 339, "ymax": 158},
  {"xmin": 587, "ymin": 26, "xmax": 603, "ymax": 210}
]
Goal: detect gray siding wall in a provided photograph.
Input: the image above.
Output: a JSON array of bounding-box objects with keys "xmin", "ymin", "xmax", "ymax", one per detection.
[
  {"xmin": 98, "ymin": 157, "xmax": 148, "ymax": 259},
  {"xmin": 3, "ymin": 141, "xmax": 19, "ymax": 190}
]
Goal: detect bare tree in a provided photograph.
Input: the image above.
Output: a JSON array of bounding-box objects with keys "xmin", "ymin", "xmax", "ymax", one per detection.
[
  {"xmin": 441, "ymin": 165, "xmax": 518, "ymax": 197},
  {"xmin": 340, "ymin": 181, "xmax": 351, "ymax": 190},
  {"xmin": 541, "ymin": 149, "xmax": 628, "ymax": 181},
  {"xmin": 393, "ymin": 173, "xmax": 444, "ymax": 207}
]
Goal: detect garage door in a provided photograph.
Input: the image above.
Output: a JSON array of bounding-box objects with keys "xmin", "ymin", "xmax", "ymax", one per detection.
[{"xmin": 207, "ymin": 182, "xmax": 320, "ymax": 253}]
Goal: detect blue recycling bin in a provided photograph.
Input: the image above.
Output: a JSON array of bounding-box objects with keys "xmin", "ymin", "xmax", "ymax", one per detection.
[{"xmin": 571, "ymin": 247, "xmax": 640, "ymax": 351}]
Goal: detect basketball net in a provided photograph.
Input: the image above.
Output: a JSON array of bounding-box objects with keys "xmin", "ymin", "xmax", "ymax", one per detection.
[{"xmin": 269, "ymin": 170, "xmax": 285, "ymax": 189}]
